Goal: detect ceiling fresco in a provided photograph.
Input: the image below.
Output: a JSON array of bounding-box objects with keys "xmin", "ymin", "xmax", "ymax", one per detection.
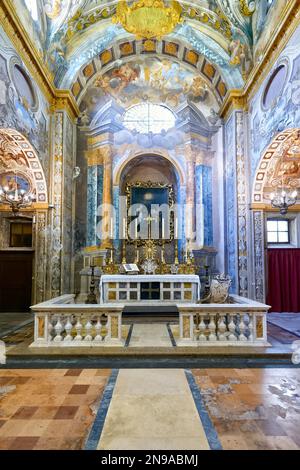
[
  {"xmin": 11, "ymin": 0, "xmax": 292, "ymax": 92},
  {"xmin": 78, "ymin": 56, "xmax": 219, "ymax": 124}
]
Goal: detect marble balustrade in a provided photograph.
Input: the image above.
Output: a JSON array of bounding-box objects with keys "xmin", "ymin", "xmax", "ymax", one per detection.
[
  {"xmin": 177, "ymin": 295, "xmax": 270, "ymax": 347},
  {"xmin": 30, "ymin": 295, "xmax": 124, "ymax": 347}
]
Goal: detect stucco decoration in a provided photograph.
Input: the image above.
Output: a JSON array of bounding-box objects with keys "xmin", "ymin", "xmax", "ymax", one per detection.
[
  {"xmin": 0, "ymin": 128, "xmax": 48, "ymax": 204},
  {"xmin": 252, "ymin": 128, "xmax": 300, "ymax": 204}
]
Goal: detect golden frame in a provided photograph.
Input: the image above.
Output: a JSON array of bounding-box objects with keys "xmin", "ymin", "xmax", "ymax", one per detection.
[{"xmin": 125, "ymin": 180, "xmax": 175, "ymax": 246}]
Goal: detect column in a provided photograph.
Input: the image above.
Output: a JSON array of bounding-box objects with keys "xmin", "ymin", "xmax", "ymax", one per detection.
[
  {"xmin": 185, "ymin": 145, "xmax": 195, "ymax": 242},
  {"xmin": 48, "ymin": 111, "xmax": 64, "ymax": 298},
  {"xmin": 101, "ymin": 146, "xmax": 113, "ymax": 249},
  {"xmin": 223, "ymin": 108, "xmax": 250, "ymax": 297},
  {"xmin": 195, "ymin": 165, "xmax": 213, "ymax": 247}
]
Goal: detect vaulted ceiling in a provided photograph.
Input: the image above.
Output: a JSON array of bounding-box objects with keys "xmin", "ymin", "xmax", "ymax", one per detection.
[{"xmin": 12, "ymin": 1, "xmax": 292, "ymax": 94}]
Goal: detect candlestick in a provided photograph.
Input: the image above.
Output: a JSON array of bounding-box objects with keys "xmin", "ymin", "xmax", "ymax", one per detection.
[
  {"xmin": 123, "ymin": 217, "xmax": 127, "ymax": 240},
  {"xmin": 161, "ymin": 241, "xmax": 165, "ymax": 263},
  {"xmin": 110, "ymin": 218, "xmax": 114, "ymax": 239},
  {"xmin": 174, "ymin": 218, "xmax": 178, "ymax": 239}
]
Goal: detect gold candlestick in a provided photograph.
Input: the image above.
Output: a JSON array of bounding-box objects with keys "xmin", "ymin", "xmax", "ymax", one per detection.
[
  {"xmin": 134, "ymin": 241, "xmax": 139, "ymax": 264},
  {"xmin": 122, "ymin": 239, "xmax": 126, "ymax": 264},
  {"xmin": 161, "ymin": 241, "xmax": 165, "ymax": 263},
  {"xmin": 174, "ymin": 241, "xmax": 179, "ymax": 265}
]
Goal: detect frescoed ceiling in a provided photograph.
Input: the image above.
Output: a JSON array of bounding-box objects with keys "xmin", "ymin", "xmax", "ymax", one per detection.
[
  {"xmin": 11, "ymin": 0, "xmax": 294, "ymax": 94},
  {"xmin": 78, "ymin": 55, "xmax": 220, "ymax": 121}
]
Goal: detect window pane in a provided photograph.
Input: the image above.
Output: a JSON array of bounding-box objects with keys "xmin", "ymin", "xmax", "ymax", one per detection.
[
  {"xmin": 267, "ymin": 220, "xmax": 278, "ymax": 231},
  {"xmin": 278, "ymin": 231, "xmax": 289, "ymax": 243},
  {"xmin": 267, "ymin": 232, "xmax": 278, "ymax": 243},
  {"xmin": 123, "ymin": 103, "xmax": 175, "ymax": 134},
  {"xmin": 278, "ymin": 220, "xmax": 288, "ymax": 232}
]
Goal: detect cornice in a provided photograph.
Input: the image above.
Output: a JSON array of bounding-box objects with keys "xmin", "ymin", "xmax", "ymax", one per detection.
[
  {"xmin": 0, "ymin": 0, "xmax": 80, "ymax": 121},
  {"xmin": 244, "ymin": 0, "xmax": 300, "ymax": 102},
  {"xmin": 251, "ymin": 203, "xmax": 300, "ymax": 212},
  {"xmin": 219, "ymin": 89, "xmax": 248, "ymax": 120},
  {"xmin": 219, "ymin": 0, "xmax": 300, "ymax": 121}
]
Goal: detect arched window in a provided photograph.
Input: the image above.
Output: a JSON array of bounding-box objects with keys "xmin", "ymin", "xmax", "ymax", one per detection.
[
  {"xmin": 123, "ymin": 103, "xmax": 176, "ymax": 134},
  {"xmin": 25, "ymin": 0, "xmax": 38, "ymax": 21}
]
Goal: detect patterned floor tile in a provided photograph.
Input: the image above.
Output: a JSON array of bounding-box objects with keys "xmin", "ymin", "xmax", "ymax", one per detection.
[
  {"xmin": 192, "ymin": 368, "xmax": 300, "ymax": 450},
  {"xmin": 0, "ymin": 369, "xmax": 110, "ymax": 450}
]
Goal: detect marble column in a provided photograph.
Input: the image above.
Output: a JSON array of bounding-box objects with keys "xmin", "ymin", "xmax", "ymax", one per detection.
[
  {"xmin": 252, "ymin": 210, "xmax": 266, "ymax": 302},
  {"xmin": 224, "ymin": 110, "xmax": 250, "ymax": 297},
  {"xmin": 101, "ymin": 146, "xmax": 113, "ymax": 249},
  {"xmin": 185, "ymin": 145, "xmax": 196, "ymax": 253},
  {"xmin": 195, "ymin": 165, "xmax": 213, "ymax": 247},
  {"xmin": 47, "ymin": 110, "xmax": 76, "ymax": 298}
]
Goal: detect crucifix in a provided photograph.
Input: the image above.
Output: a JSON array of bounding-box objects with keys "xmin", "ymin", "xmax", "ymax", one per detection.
[{"xmin": 144, "ymin": 214, "xmax": 157, "ymax": 240}]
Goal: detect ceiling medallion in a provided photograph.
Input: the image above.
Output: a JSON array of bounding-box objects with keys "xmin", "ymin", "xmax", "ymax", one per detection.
[{"xmin": 112, "ymin": 1, "xmax": 183, "ymax": 40}]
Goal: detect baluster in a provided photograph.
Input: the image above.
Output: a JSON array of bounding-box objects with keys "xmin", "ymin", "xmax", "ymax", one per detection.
[
  {"xmin": 228, "ymin": 314, "xmax": 237, "ymax": 341},
  {"xmin": 247, "ymin": 314, "xmax": 254, "ymax": 342},
  {"xmin": 208, "ymin": 315, "xmax": 217, "ymax": 341},
  {"xmin": 218, "ymin": 315, "xmax": 227, "ymax": 342},
  {"xmin": 64, "ymin": 316, "xmax": 73, "ymax": 342},
  {"xmin": 48, "ymin": 316, "xmax": 55, "ymax": 341},
  {"xmin": 84, "ymin": 319, "xmax": 93, "ymax": 342},
  {"xmin": 53, "ymin": 315, "xmax": 63, "ymax": 342},
  {"xmin": 101, "ymin": 314, "xmax": 108, "ymax": 341},
  {"xmin": 74, "ymin": 316, "xmax": 83, "ymax": 342},
  {"xmin": 199, "ymin": 315, "xmax": 207, "ymax": 342},
  {"xmin": 94, "ymin": 317, "xmax": 102, "ymax": 342},
  {"xmin": 238, "ymin": 314, "xmax": 247, "ymax": 341},
  {"xmin": 194, "ymin": 314, "xmax": 200, "ymax": 341}
]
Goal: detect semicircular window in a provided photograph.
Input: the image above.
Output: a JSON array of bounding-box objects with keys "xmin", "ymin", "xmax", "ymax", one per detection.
[
  {"xmin": 263, "ymin": 65, "xmax": 287, "ymax": 110},
  {"xmin": 13, "ymin": 64, "xmax": 36, "ymax": 109},
  {"xmin": 123, "ymin": 103, "xmax": 176, "ymax": 134}
]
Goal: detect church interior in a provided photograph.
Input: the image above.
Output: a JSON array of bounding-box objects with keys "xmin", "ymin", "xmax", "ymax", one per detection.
[{"xmin": 0, "ymin": 0, "xmax": 300, "ymax": 452}]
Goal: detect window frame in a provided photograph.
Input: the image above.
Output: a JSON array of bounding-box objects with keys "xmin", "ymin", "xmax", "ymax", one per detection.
[
  {"xmin": 9, "ymin": 221, "xmax": 33, "ymax": 248},
  {"xmin": 266, "ymin": 218, "xmax": 291, "ymax": 245},
  {"xmin": 123, "ymin": 103, "xmax": 176, "ymax": 134}
]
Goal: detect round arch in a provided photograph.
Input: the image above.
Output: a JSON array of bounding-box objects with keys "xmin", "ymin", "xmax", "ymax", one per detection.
[
  {"xmin": 113, "ymin": 149, "xmax": 186, "ymax": 187},
  {"xmin": 0, "ymin": 128, "xmax": 48, "ymax": 205},
  {"xmin": 252, "ymin": 128, "xmax": 300, "ymax": 205}
]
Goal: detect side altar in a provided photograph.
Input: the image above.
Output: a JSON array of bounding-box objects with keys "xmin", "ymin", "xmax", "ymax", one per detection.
[{"xmin": 99, "ymin": 274, "xmax": 200, "ymax": 304}]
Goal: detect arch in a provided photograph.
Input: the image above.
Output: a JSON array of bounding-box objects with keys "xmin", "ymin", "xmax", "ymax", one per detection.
[
  {"xmin": 113, "ymin": 149, "xmax": 185, "ymax": 187},
  {"xmin": 0, "ymin": 128, "xmax": 48, "ymax": 205},
  {"xmin": 70, "ymin": 39, "xmax": 230, "ymax": 107},
  {"xmin": 252, "ymin": 128, "xmax": 300, "ymax": 204}
]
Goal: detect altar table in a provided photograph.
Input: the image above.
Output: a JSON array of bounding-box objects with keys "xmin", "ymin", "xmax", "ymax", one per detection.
[{"xmin": 99, "ymin": 274, "xmax": 200, "ymax": 304}]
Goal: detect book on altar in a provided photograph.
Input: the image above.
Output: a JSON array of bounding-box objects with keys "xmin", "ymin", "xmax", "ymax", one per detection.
[{"xmin": 120, "ymin": 264, "xmax": 139, "ymax": 274}]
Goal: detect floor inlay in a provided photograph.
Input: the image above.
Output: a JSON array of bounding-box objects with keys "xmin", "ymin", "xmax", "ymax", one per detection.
[{"xmin": 97, "ymin": 369, "xmax": 210, "ymax": 450}]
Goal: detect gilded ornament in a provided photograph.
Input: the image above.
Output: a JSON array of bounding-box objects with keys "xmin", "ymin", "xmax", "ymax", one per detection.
[
  {"xmin": 239, "ymin": 0, "xmax": 256, "ymax": 17},
  {"xmin": 112, "ymin": 1, "xmax": 183, "ymax": 40},
  {"xmin": 143, "ymin": 39, "xmax": 156, "ymax": 51},
  {"xmin": 45, "ymin": 0, "xmax": 62, "ymax": 19}
]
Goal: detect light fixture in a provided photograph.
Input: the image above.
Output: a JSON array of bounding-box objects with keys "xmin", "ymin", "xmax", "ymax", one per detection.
[
  {"xmin": 270, "ymin": 190, "xmax": 297, "ymax": 215},
  {"xmin": 0, "ymin": 184, "xmax": 35, "ymax": 214},
  {"xmin": 112, "ymin": 0, "xmax": 182, "ymax": 40}
]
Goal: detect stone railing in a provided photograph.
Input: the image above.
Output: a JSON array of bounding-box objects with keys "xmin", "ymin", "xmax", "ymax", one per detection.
[
  {"xmin": 30, "ymin": 295, "xmax": 124, "ymax": 347},
  {"xmin": 177, "ymin": 295, "xmax": 270, "ymax": 347}
]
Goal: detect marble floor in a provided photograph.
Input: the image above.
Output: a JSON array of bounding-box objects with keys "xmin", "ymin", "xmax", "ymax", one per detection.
[
  {"xmin": 128, "ymin": 323, "xmax": 173, "ymax": 348},
  {"xmin": 0, "ymin": 367, "xmax": 300, "ymax": 450}
]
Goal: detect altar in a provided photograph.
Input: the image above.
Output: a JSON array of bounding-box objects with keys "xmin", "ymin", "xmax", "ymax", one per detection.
[{"xmin": 99, "ymin": 274, "xmax": 200, "ymax": 304}]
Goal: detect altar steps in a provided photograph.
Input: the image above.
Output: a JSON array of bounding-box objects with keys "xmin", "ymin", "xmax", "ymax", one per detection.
[{"xmin": 123, "ymin": 305, "xmax": 178, "ymax": 321}]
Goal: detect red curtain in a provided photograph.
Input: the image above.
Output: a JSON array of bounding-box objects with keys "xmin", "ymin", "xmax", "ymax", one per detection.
[{"xmin": 267, "ymin": 249, "xmax": 300, "ymax": 312}]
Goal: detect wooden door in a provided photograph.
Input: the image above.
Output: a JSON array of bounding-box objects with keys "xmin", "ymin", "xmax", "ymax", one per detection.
[{"xmin": 0, "ymin": 251, "xmax": 33, "ymax": 312}]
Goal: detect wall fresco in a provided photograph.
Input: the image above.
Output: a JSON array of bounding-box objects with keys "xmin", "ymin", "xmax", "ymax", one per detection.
[
  {"xmin": 0, "ymin": 27, "xmax": 49, "ymax": 180},
  {"xmin": 250, "ymin": 24, "xmax": 300, "ymax": 179}
]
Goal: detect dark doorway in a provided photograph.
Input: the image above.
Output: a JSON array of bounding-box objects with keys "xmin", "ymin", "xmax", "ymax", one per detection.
[{"xmin": 0, "ymin": 251, "xmax": 33, "ymax": 312}]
